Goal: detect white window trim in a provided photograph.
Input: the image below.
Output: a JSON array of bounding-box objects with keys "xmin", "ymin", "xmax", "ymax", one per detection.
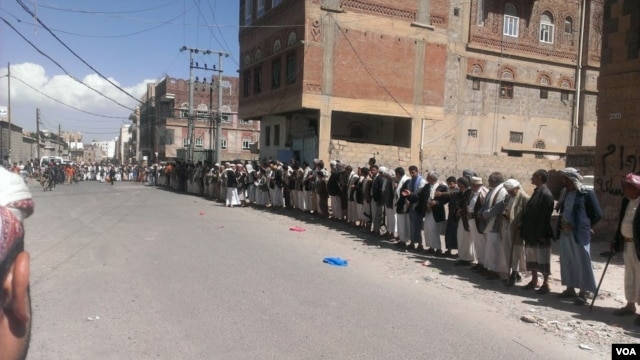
[
  {"xmin": 503, "ymin": 15, "xmax": 519, "ymax": 37},
  {"xmin": 195, "ymin": 138, "xmax": 204, "ymax": 148},
  {"xmin": 242, "ymin": 138, "xmax": 251, "ymax": 150},
  {"xmin": 220, "ymin": 137, "xmax": 228, "ymax": 150},
  {"xmin": 540, "ymin": 23, "xmax": 554, "ymax": 44}
]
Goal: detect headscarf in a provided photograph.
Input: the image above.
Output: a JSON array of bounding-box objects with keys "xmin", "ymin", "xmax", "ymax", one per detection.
[
  {"xmin": 624, "ymin": 173, "xmax": 640, "ymax": 191},
  {"xmin": 560, "ymin": 167, "xmax": 585, "ymax": 190},
  {"xmin": 503, "ymin": 179, "xmax": 521, "ymax": 190},
  {"xmin": 0, "ymin": 168, "xmax": 34, "ymax": 263}
]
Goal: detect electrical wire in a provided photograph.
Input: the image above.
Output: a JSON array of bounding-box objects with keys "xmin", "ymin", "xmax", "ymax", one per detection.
[
  {"xmin": 15, "ymin": 0, "xmax": 143, "ymax": 105},
  {"xmin": 10, "ymin": 74, "xmax": 130, "ymax": 119},
  {"xmin": 207, "ymin": 0, "xmax": 239, "ymax": 67},
  {"xmin": 0, "ymin": 16, "xmax": 135, "ymax": 111},
  {"xmin": 24, "ymin": 0, "xmax": 178, "ymax": 15}
]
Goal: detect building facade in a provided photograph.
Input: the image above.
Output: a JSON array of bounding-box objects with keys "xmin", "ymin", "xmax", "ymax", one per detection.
[
  {"xmin": 239, "ymin": 0, "xmax": 601, "ymax": 176},
  {"xmin": 138, "ymin": 76, "xmax": 260, "ymax": 162},
  {"xmin": 594, "ymin": 0, "xmax": 640, "ymax": 228}
]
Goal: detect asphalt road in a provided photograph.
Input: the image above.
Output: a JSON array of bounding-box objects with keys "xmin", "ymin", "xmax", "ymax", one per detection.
[{"xmin": 24, "ymin": 181, "xmax": 595, "ymax": 359}]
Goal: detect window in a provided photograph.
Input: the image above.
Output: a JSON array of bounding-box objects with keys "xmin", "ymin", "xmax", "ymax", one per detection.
[
  {"xmin": 183, "ymin": 137, "xmax": 190, "ymax": 147},
  {"xmin": 564, "ymin": 17, "xmax": 573, "ymax": 33},
  {"xmin": 472, "ymin": 78, "xmax": 480, "ymax": 90},
  {"xmin": 254, "ymin": 65, "xmax": 262, "ymax": 94},
  {"xmin": 274, "ymin": 124, "xmax": 280, "ymax": 146},
  {"xmin": 272, "ymin": 58, "xmax": 281, "ymax": 89},
  {"xmin": 272, "ymin": 0, "xmax": 281, "ymax": 7},
  {"xmin": 509, "ymin": 131, "xmax": 523, "ymax": 144},
  {"xmin": 540, "ymin": 12, "xmax": 554, "ymax": 43},
  {"xmin": 242, "ymin": 137, "xmax": 252, "ymax": 150},
  {"xmin": 221, "ymin": 114, "xmax": 231, "ymax": 123},
  {"xmin": 165, "ymin": 129, "xmax": 174, "ymax": 145},
  {"xmin": 273, "ymin": 40, "xmax": 281, "ymax": 53},
  {"xmin": 503, "ymin": 3, "xmax": 519, "ymax": 37},
  {"xmin": 561, "ymin": 91, "xmax": 569, "ymax": 102},
  {"xmin": 243, "ymin": 70, "xmax": 251, "ymax": 97},
  {"xmin": 540, "ymin": 88, "xmax": 548, "ymax": 99},
  {"xmin": 244, "ymin": 0, "xmax": 253, "ymax": 24},
  {"xmin": 286, "ymin": 52, "xmax": 296, "ymax": 84},
  {"xmin": 468, "ymin": 129, "xmax": 478, "ymax": 138},
  {"xmin": 257, "ymin": 0, "xmax": 265, "ymax": 18},
  {"xmin": 220, "ymin": 137, "xmax": 227, "ymax": 150},
  {"xmin": 287, "ymin": 32, "xmax": 297, "ymax": 47},
  {"xmin": 180, "ymin": 109, "xmax": 189, "ymax": 118},
  {"xmin": 195, "ymin": 138, "xmax": 203, "ymax": 148},
  {"xmin": 240, "ymin": 119, "xmax": 252, "ymax": 125},
  {"xmin": 500, "ymin": 82, "xmax": 513, "ymax": 99},
  {"xmin": 265, "ymin": 125, "xmax": 271, "ymax": 146}
]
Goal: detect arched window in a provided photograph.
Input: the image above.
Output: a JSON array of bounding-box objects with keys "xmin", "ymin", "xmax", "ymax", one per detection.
[
  {"xmin": 564, "ymin": 17, "xmax": 573, "ymax": 33},
  {"xmin": 540, "ymin": 12, "xmax": 554, "ymax": 44},
  {"xmin": 255, "ymin": 49, "xmax": 263, "ymax": 61},
  {"xmin": 244, "ymin": 55, "xmax": 251, "ymax": 67},
  {"xmin": 273, "ymin": 40, "xmax": 282, "ymax": 53},
  {"xmin": 287, "ymin": 32, "xmax": 298, "ymax": 46},
  {"xmin": 503, "ymin": 3, "xmax": 519, "ymax": 37}
]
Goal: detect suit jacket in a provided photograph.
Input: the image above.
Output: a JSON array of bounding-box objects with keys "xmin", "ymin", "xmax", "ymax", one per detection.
[
  {"xmin": 417, "ymin": 183, "xmax": 449, "ymax": 221},
  {"xmin": 613, "ymin": 197, "xmax": 640, "ymax": 260},
  {"xmin": 520, "ymin": 184, "xmax": 555, "ymax": 242}
]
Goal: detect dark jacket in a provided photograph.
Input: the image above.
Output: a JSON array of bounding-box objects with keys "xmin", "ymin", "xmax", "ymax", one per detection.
[
  {"xmin": 520, "ymin": 184, "xmax": 555, "ymax": 243},
  {"xmin": 327, "ymin": 172, "xmax": 341, "ymax": 196},
  {"xmin": 371, "ymin": 175, "xmax": 385, "ymax": 204},
  {"xmin": 417, "ymin": 183, "xmax": 449, "ymax": 221},
  {"xmin": 613, "ymin": 197, "xmax": 640, "ymax": 260}
]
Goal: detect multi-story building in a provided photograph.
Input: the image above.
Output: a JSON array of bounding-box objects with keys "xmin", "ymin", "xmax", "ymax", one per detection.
[
  {"xmin": 239, "ymin": 0, "xmax": 602, "ymax": 178},
  {"xmin": 594, "ymin": 0, "xmax": 639, "ymax": 228},
  {"xmin": 138, "ymin": 76, "xmax": 260, "ymax": 162}
]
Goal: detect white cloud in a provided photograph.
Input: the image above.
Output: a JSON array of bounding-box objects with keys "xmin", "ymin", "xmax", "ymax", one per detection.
[{"xmin": 0, "ymin": 62, "xmax": 158, "ymax": 139}]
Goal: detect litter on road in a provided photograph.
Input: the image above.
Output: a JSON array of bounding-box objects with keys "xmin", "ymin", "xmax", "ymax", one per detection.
[
  {"xmin": 323, "ymin": 257, "xmax": 348, "ymax": 267},
  {"xmin": 289, "ymin": 226, "xmax": 305, "ymax": 232}
]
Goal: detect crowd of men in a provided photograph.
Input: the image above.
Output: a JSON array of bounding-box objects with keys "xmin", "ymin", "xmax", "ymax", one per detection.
[{"xmin": 148, "ymin": 158, "xmax": 617, "ymax": 305}]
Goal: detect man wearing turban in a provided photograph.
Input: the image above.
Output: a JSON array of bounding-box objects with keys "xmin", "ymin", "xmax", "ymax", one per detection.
[
  {"xmin": 610, "ymin": 173, "xmax": 640, "ymax": 325},
  {"xmin": 0, "ymin": 167, "xmax": 35, "ymax": 360}
]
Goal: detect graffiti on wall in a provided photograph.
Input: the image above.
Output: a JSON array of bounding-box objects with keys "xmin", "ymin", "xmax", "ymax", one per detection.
[{"xmin": 598, "ymin": 144, "xmax": 640, "ymax": 196}]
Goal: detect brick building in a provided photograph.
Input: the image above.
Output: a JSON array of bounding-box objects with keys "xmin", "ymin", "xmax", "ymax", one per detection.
[
  {"xmin": 594, "ymin": 0, "xmax": 640, "ymax": 228},
  {"xmin": 239, "ymin": 0, "xmax": 602, "ymax": 180},
  {"xmin": 138, "ymin": 76, "xmax": 260, "ymax": 162}
]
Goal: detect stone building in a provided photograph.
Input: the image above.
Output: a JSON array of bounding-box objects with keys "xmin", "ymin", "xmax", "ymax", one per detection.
[
  {"xmin": 239, "ymin": 0, "xmax": 602, "ymax": 181},
  {"xmin": 594, "ymin": 0, "xmax": 640, "ymax": 228},
  {"xmin": 138, "ymin": 76, "xmax": 260, "ymax": 162}
]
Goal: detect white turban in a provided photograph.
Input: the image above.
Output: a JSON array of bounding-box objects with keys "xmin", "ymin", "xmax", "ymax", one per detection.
[{"xmin": 503, "ymin": 179, "xmax": 521, "ymax": 190}]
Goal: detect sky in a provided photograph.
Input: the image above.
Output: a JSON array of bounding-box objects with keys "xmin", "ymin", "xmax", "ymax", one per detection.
[{"xmin": 0, "ymin": 0, "xmax": 240, "ymax": 141}]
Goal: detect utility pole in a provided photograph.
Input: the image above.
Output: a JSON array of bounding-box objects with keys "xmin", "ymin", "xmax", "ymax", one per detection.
[
  {"xmin": 214, "ymin": 51, "xmax": 229, "ymax": 165},
  {"xmin": 180, "ymin": 46, "xmax": 227, "ymax": 163},
  {"xmin": 135, "ymin": 106, "xmax": 140, "ymax": 164},
  {"xmin": 36, "ymin": 108, "xmax": 40, "ymax": 161},
  {"xmin": 58, "ymin": 124, "xmax": 61, "ymax": 157},
  {"xmin": 7, "ymin": 62, "xmax": 11, "ymax": 161}
]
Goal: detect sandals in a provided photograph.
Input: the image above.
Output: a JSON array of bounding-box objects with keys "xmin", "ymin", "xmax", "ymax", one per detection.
[
  {"xmin": 536, "ymin": 285, "xmax": 550, "ymax": 295},
  {"xmin": 612, "ymin": 307, "xmax": 636, "ymax": 316},
  {"xmin": 557, "ymin": 289, "xmax": 578, "ymax": 299},
  {"xmin": 522, "ymin": 281, "xmax": 537, "ymax": 290}
]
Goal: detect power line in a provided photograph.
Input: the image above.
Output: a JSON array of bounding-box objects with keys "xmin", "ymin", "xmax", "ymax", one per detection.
[
  {"xmin": 0, "ymin": 15, "xmax": 135, "ymax": 111},
  {"xmin": 24, "ymin": 0, "xmax": 178, "ymax": 15},
  {"xmin": 7, "ymin": 3, "xmax": 196, "ymax": 38},
  {"xmin": 15, "ymin": 0, "xmax": 143, "ymax": 105},
  {"xmin": 10, "ymin": 74, "xmax": 130, "ymax": 119},
  {"xmin": 207, "ymin": 0, "xmax": 239, "ymax": 67}
]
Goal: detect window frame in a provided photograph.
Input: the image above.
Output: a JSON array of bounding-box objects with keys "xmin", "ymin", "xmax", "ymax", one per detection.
[
  {"xmin": 500, "ymin": 82, "xmax": 514, "ymax": 99},
  {"xmin": 220, "ymin": 137, "xmax": 227, "ymax": 150},
  {"xmin": 242, "ymin": 137, "xmax": 252, "ymax": 150},
  {"xmin": 265, "ymin": 125, "xmax": 271, "ymax": 146},
  {"xmin": 244, "ymin": 0, "xmax": 253, "ymax": 24},
  {"xmin": 253, "ymin": 65, "xmax": 262, "ymax": 94},
  {"xmin": 195, "ymin": 138, "xmax": 204, "ymax": 148},
  {"xmin": 286, "ymin": 52, "xmax": 296, "ymax": 84},
  {"xmin": 503, "ymin": 3, "xmax": 519, "ymax": 37},
  {"xmin": 272, "ymin": 57, "xmax": 281, "ymax": 89},
  {"xmin": 274, "ymin": 124, "xmax": 280, "ymax": 146},
  {"xmin": 540, "ymin": 88, "xmax": 548, "ymax": 99},
  {"xmin": 243, "ymin": 70, "xmax": 251, "ymax": 97},
  {"xmin": 539, "ymin": 13, "xmax": 554, "ymax": 44}
]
